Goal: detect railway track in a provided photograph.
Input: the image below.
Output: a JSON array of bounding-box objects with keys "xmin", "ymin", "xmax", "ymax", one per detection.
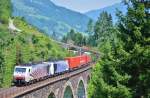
[{"xmin": 0, "ymin": 63, "xmax": 94, "ymax": 98}]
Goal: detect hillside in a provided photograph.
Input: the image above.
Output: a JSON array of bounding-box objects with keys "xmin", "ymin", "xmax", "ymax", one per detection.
[
  {"xmin": 0, "ymin": 0, "xmax": 71, "ymax": 87},
  {"xmin": 85, "ymin": 3, "xmax": 127, "ymax": 22},
  {"xmin": 11, "ymin": 0, "xmax": 91, "ymax": 38},
  {"xmin": 0, "ymin": 17, "xmax": 71, "ymax": 87}
]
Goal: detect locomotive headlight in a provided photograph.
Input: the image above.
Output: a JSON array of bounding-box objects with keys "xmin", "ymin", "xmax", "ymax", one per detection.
[{"xmin": 14, "ymin": 76, "xmax": 25, "ymax": 80}]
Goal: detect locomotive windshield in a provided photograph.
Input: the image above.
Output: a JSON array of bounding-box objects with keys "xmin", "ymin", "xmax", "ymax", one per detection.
[{"xmin": 15, "ymin": 68, "xmax": 26, "ymax": 73}]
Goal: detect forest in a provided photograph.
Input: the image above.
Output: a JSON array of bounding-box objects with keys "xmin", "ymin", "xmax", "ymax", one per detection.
[{"xmin": 87, "ymin": 1, "xmax": 150, "ymax": 98}]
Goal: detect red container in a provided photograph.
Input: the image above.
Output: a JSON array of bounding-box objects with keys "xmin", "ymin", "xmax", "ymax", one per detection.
[
  {"xmin": 86, "ymin": 55, "xmax": 91, "ymax": 63},
  {"xmin": 65, "ymin": 55, "xmax": 91, "ymax": 69},
  {"xmin": 79, "ymin": 55, "xmax": 87, "ymax": 65},
  {"xmin": 65, "ymin": 56, "xmax": 80, "ymax": 69}
]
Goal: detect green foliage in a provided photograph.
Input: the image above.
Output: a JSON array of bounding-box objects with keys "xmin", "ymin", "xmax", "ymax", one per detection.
[
  {"xmin": 86, "ymin": 19, "xmax": 96, "ymax": 46},
  {"xmin": 116, "ymin": 1, "xmax": 150, "ymax": 97},
  {"xmin": 88, "ymin": 62, "xmax": 131, "ymax": 98},
  {"xmin": 62, "ymin": 29, "xmax": 87, "ymax": 46},
  {"xmin": 88, "ymin": 33, "xmax": 132, "ymax": 98},
  {"xmin": 94, "ymin": 11, "xmax": 113, "ymax": 41},
  {"xmin": 86, "ymin": 11, "xmax": 113, "ymax": 47},
  {"xmin": 0, "ymin": 48, "xmax": 4, "ymax": 87},
  {"xmin": 0, "ymin": 17, "xmax": 70, "ymax": 87},
  {"xmin": 0, "ymin": 0, "xmax": 11, "ymax": 24},
  {"xmin": 88, "ymin": 1, "xmax": 150, "ymax": 98},
  {"xmin": 3, "ymin": 43, "xmax": 17, "ymax": 87},
  {"xmin": 88, "ymin": 9, "xmax": 132, "ymax": 98},
  {"xmin": 87, "ymin": 19, "xmax": 94, "ymax": 35}
]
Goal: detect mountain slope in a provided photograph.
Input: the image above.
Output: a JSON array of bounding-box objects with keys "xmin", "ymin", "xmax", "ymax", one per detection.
[
  {"xmin": 85, "ymin": 3, "xmax": 127, "ymax": 22},
  {"xmin": 0, "ymin": 0, "xmax": 71, "ymax": 87},
  {"xmin": 11, "ymin": 0, "xmax": 91, "ymax": 38}
]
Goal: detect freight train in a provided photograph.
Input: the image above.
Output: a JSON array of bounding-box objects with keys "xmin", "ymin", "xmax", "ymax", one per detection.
[{"xmin": 13, "ymin": 55, "xmax": 91, "ymax": 85}]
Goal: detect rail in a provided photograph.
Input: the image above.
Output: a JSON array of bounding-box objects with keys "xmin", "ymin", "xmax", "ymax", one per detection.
[{"xmin": 0, "ymin": 63, "xmax": 94, "ymax": 98}]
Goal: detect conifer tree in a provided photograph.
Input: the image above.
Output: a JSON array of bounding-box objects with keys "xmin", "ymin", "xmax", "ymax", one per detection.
[
  {"xmin": 88, "ymin": 1, "xmax": 150, "ymax": 98},
  {"xmin": 117, "ymin": 0, "xmax": 150, "ymax": 97}
]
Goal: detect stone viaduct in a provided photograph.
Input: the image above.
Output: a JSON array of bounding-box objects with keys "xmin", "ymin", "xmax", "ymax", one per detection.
[{"xmin": 17, "ymin": 69, "xmax": 90, "ymax": 98}]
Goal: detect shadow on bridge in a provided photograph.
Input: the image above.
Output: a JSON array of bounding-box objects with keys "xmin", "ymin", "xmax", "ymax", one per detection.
[
  {"xmin": 77, "ymin": 80, "xmax": 86, "ymax": 98},
  {"xmin": 63, "ymin": 86, "xmax": 73, "ymax": 98},
  {"xmin": 48, "ymin": 92, "xmax": 55, "ymax": 98}
]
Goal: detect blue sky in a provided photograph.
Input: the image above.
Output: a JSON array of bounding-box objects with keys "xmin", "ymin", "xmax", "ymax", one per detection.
[{"xmin": 51, "ymin": 0, "xmax": 122, "ymax": 13}]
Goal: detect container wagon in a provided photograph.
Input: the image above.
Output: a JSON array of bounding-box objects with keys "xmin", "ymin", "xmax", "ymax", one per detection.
[
  {"xmin": 53, "ymin": 61, "xmax": 69, "ymax": 73},
  {"xmin": 65, "ymin": 55, "xmax": 91, "ymax": 69}
]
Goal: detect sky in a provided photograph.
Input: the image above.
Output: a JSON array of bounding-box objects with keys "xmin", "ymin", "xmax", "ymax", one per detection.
[{"xmin": 51, "ymin": 0, "xmax": 122, "ymax": 13}]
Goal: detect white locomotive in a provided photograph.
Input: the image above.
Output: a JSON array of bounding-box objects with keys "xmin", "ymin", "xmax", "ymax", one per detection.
[{"xmin": 13, "ymin": 61, "xmax": 69, "ymax": 85}]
